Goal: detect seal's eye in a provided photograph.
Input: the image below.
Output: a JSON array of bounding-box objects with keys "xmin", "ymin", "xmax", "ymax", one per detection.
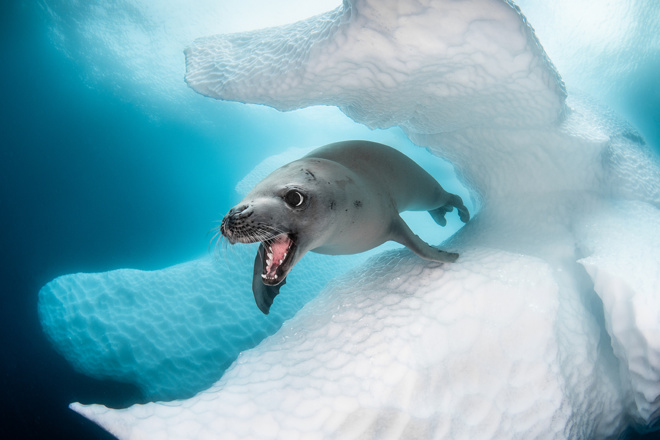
[{"xmin": 284, "ymin": 190, "xmax": 305, "ymax": 208}]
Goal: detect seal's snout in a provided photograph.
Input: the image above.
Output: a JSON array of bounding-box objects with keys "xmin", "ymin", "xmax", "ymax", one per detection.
[{"xmin": 220, "ymin": 204, "xmax": 253, "ymax": 244}]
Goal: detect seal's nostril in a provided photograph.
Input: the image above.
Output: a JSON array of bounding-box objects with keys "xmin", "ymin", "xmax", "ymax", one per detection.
[{"xmin": 229, "ymin": 204, "xmax": 252, "ymax": 219}]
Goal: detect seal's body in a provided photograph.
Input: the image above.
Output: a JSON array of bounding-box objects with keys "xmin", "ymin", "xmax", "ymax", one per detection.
[{"xmin": 221, "ymin": 141, "xmax": 469, "ymax": 313}]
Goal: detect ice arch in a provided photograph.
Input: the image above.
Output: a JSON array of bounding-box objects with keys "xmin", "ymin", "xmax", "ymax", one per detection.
[{"xmin": 52, "ymin": 0, "xmax": 660, "ymax": 438}]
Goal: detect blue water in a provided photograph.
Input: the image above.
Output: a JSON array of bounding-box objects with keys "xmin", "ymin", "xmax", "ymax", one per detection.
[
  {"xmin": 1, "ymin": 1, "xmax": 659, "ymax": 439},
  {"xmin": 0, "ymin": 2, "xmax": 238, "ymax": 438}
]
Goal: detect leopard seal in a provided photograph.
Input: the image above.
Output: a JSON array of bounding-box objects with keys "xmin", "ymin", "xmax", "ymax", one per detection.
[{"xmin": 220, "ymin": 140, "xmax": 469, "ymax": 314}]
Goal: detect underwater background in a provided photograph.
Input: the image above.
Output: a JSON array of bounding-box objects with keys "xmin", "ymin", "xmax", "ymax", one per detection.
[{"xmin": 1, "ymin": 0, "xmax": 658, "ymax": 438}]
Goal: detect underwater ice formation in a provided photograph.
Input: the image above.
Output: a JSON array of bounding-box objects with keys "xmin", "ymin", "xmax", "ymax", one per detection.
[
  {"xmin": 57, "ymin": 0, "xmax": 660, "ymax": 438},
  {"xmin": 39, "ymin": 251, "xmax": 370, "ymax": 400}
]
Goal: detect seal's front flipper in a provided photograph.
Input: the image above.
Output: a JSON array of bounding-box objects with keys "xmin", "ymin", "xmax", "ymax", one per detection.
[
  {"xmin": 252, "ymin": 244, "xmax": 286, "ymax": 314},
  {"xmin": 429, "ymin": 193, "xmax": 470, "ymax": 225},
  {"xmin": 391, "ymin": 215, "xmax": 459, "ymax": 263}
]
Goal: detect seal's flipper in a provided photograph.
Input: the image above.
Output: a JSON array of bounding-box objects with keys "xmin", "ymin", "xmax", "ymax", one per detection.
[
  {"xmin": 429, "ymin": 194, "xmax": 470, "ymax": 226},
  {"xmin": 252, "ymin": 245, "xmax": 286, "ymax": 314},
  {"xmin": 429, "ymin": 205, "xmax": 453, "ymax": 226},
  {"xmin": 391, "ymin": 216, "xmax": 459, "ymax": 263},
  {"xmin": 450, "ymin": 194, "xmax": 470, "ymax": 223}
]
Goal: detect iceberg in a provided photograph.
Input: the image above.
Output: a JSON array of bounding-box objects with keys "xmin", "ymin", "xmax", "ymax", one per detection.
[{"xmin": 41, "ymin": 0, "xmax": 660, "ymax": 438}]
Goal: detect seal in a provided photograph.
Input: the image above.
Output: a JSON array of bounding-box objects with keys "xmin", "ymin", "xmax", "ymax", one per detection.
[{"xmin": 220, "ymin": 140, "xmax": 469, "ymax": 314}]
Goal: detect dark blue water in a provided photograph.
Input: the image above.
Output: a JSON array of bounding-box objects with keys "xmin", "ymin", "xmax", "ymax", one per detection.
[
  {"xmin": 1, "ymin": 1, "xmax": 659, "ymax": 439},
  {"xmin": 0, "ymin": 2, "xmax": 237, "ymax": 438}
]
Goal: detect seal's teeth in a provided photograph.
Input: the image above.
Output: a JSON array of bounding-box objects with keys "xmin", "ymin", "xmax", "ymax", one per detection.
[
  {"xmin": 261, "ymin": 274, "xmax": 267, "ymax": 280},
  {"xmin": 279, "ymin": 259, "xmax": 284, "ymax": 264}
]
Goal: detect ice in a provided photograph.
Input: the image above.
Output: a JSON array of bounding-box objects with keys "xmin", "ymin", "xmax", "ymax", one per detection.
[
  {"xmin": 39, "ymin": 246, "xmax": 372, "ymax": 401},
  {"xmin": 52, "ymin": 0, "xmax": 660, "ymax": 438},
  {"xmin": 69, "ymin": 247, "xmax": 624, "ymax": 439},
  {"xmin": 185, "ymin": 0, "xmax": 565, "ymax": 140},
  {"xmin": 576, "ymin": 201, "xmax": 660, "ymax": 424}
]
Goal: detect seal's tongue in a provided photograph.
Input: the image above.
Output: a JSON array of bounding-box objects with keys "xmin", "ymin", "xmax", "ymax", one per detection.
[{"xmin": 263, "ymin": 234, "xmax": 292, "ymax": 282}]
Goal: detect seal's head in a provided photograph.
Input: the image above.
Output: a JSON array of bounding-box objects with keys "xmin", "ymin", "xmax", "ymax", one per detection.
[
  {"xmin": 220, "ymin": 192, "xmax": 301, "ymax": 287},
  {"xmin": 220, "ymin": 160, "xmax": 342, "ymax": 291}
]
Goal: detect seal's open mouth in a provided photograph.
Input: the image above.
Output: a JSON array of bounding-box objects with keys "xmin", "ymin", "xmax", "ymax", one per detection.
[{"xmin": 261, "ymin": 233, "xmax": 296, "ymax": 285}]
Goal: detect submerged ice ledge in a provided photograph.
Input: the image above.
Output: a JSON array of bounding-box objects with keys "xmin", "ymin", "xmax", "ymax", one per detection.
[
  {"xmin": 39, "ymin": 251, "xmax": 371, "ymax": 400},
  {"xmin": 45, "ymin": 0, "xmax": 660, "ymax": 438}
]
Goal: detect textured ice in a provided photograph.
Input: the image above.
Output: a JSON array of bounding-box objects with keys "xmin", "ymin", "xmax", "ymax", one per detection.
[
  {"xmin": 56, "ymin": 0, "xmax": 660, "ymax": 438},
  {"xmin": 576, "ymin": 201, "xmax": 660, "ymax": 425},
  {"xmin": 69, "ymin": 246, "xmax": 627, "ymax": 439},
  {"xmin": 185, "ymin": 0, "xmax": 565, "ymax": 140},
  {"xmin": 39, "ymin": 246, "xmax": 371, "ymax": 400},
  {"xmin": 65, "ymin": 250, "xmax": 576, "ymax": 438}
]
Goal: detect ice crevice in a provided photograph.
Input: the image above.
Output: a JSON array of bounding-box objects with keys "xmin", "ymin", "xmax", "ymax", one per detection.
[{"xmin": 40, "ymin": 0, "xmax": 660, "ymax": 438}]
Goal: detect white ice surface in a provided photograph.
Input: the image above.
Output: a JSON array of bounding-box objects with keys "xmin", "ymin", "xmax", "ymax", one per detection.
[
  {"xmin": 59, "ymin": 0, "xmax": 660, "ymax": 438},
  {"xmin": 577, "ymin": 201, "xmax": 660, "ymax": 425},
  {"xmin": 71, "ymin": 245, "xmax": 630, "ymax": 439},
  {"xmin": 185, "ymin": 0, "xmax": 565, "ymax": 142}
]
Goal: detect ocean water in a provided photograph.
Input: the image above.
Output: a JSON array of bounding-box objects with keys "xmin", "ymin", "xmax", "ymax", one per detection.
[{"xmin": 1, "ymin": 0, "xmax": 658, "ymax": 439}]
